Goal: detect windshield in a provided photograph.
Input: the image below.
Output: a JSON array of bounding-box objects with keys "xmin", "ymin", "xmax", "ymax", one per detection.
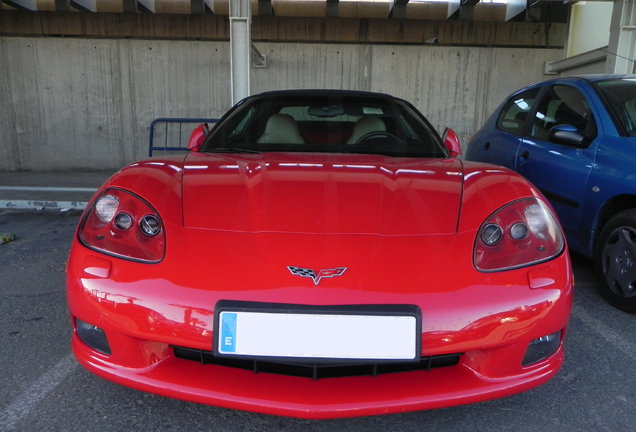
[
  {"xmin": 596, "ymin": 78, "xmax": 636, "ymax": 136},
  {"xmin": 200, "ymin": 93, "xmax": 448, "ymax": 158}
]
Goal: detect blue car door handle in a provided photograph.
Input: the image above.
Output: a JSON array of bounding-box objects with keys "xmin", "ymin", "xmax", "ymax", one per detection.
[{"xmin": 519, "ymin": 151, "xmax": 529, "ymax": 162}]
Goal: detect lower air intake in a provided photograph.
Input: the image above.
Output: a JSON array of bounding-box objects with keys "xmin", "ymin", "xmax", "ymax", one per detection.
[{"xmin": 172, "ymin": 346, "xmax": 461, "ymax": 380}]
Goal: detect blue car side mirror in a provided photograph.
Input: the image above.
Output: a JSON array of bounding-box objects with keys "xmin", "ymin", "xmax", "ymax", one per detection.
[{"xmin": 548, "ymin": 124, "xmax": 585, "ymax": 147}]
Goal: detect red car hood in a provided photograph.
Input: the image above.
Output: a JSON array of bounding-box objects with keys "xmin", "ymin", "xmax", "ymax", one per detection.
[{"xmin": 182, "ymin": 153, "xmax": 463, "ymax": 235}]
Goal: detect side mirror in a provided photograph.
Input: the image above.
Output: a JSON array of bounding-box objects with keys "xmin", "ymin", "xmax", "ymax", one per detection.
[
  {"xmin": 548, "ymin": 124, "xmax": 585, "ymax": 147},
  {"xmin": 442, "ymin": 128, "xmax": 462, "ymax": 158},
  {"xmin": 188, "ymin": 123, "xmax": 211, "ymax": 152}
]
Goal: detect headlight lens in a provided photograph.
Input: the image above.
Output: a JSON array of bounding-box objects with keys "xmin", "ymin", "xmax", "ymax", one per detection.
[
  {"xmin": 525, "ymin": 204, "xmax": 549, "ymax": 234},
  {"xmin": 481, "ymin": 223, "xmax": 504, "ymax": 245},
  {"xmin": 114, "ymin": 212, "xmax": 133, "ymax": 230},
  {"xmin": 474, "ymin": 198, "xmax": 564, "ymax": 272},
  {"xmin": 95, "ymin": 194, "xmax": 119, "ymax": 223},
  {"xmin": 510, "ymin": 222, "xmax": 529, "ymax": 240},
  {"xmin": 79, "ymin": 188, "xmax": 165, "ymax": 263},
  {"xmin": 140, "ymin": 215, "xmax": 161, "ymax": 236}
]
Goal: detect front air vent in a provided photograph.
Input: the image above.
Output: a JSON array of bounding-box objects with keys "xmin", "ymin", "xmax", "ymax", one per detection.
[{"xmin": 172, "ymin": 346, "xmax": 461, "ymax": 381}]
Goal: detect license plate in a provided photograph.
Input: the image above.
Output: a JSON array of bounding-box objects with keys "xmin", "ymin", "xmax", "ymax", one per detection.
[{"xmin": 214, "ymin": 302, "xmax": 421, "ymax": 361}]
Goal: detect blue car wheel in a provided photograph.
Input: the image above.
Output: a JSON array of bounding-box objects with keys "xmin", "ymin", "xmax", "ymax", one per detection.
[{"xmin": 596, "ymin": 209, "xmax": 636, "ymax": 313}]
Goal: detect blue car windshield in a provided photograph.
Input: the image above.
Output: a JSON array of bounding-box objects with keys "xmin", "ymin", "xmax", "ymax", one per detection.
[
  {"xmin": 596, "ymin": 78, "xmax": 636, "ymax": 136},
  {"xmin": 200, "ymin": 93, "xmax": 448, "ymax": 158}
]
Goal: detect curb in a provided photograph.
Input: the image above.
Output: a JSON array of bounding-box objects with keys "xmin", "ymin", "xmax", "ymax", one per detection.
[
  {"xmin": 0, "ymin": 186, "xmax": 97, "ymax": 211},
  {"xmin": 1, "ymin": 200, "xmax": 88, "ymax": 211}
]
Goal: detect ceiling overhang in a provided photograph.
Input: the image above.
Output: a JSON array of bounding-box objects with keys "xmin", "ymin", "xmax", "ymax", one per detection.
[{"xmin": 0, "ymin": 0, "xmax": 571, "ymax": 23}]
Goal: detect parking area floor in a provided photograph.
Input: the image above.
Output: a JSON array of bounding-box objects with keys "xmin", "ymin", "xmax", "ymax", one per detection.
[{"xmin": 1, "ymin": 203, "xmax": 636, "ymax": 431}]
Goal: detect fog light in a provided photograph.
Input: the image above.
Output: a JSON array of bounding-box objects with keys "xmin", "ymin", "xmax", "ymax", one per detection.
[
  {"xmin": 76, "ymin": 318, "xmax": 111, "ymax": 355},
  {"xmin": 522, "ymin": 330, "xmax": 561, "ymax": 366}
]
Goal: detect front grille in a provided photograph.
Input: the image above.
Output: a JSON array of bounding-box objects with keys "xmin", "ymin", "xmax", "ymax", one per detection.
[{"xmin": 172, "ymin": 346, "xmax": 461, "ymax": 380}]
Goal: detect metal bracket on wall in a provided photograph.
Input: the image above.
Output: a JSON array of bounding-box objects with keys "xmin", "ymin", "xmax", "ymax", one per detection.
[{"xmin": 251, "ymin": 43, "xmax": 267, "ymax": 68}]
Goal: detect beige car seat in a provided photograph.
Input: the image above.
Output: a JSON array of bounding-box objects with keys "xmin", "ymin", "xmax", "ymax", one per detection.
[
  {"xmin": 347, "ymin": 117, "xmax": 386, "ymax": 144},
  {"xmin": 257, "ymin": 114, "xmax": 305, "ymax": 144}
]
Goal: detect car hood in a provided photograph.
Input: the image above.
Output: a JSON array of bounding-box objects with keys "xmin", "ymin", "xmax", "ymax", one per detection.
[{"xmin": 182, "ymin": 152, "xmax": 463, "ymax": 235}]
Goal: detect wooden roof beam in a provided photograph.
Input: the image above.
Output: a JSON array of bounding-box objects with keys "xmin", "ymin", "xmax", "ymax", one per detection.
[
  {"xmin": 447, "ymin": 0, "xmax": 479, "ymax": 20},
  {"xmin": 3, "ymin": 0, "xmax": 37, "ymax": 11},
  {"xmin": 70, "ymin": 0, "xmax": 97, "ymax": 12},
  {"xmin": 327, "ymin": 0, "xmax": 338, "ymax": 18},
  {"xmin": 388, "ymin": 0, "xmax": 409, "ymax": 19},
  {"xmin": 506, "ymin": 0, "xmax": 527, "ymax": 21},
  {"xmin": 137, "ymin": 0, "xmax": 155, "ymax": 13},
  {"xmin": 258, "ymin": 0, "xmax": 272, "ymax": 15}
]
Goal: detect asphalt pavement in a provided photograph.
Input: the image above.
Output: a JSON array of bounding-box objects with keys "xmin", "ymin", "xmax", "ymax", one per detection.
[
  {"xmin": 0, "ymin": 171, "xmax": 114, "ymax": 211},
  {"xmin": 2, "ymin": 172, "xmax": 636, "ymax": 430},
  {"xmin": 1, "ymin": 208, "xmax": 636, "ymax": 431}
]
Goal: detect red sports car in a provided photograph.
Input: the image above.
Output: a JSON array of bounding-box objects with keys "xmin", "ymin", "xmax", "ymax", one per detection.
[{"xmin": 67, "ymin": 90, "xmax": 573, "ymax": 419}]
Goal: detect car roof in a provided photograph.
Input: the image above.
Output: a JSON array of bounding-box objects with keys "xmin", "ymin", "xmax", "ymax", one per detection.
[
  {"xmin": 503, "ymin": 75, "xmax": 636, "ymax": 98},
  {"xmin": 525, "ymin": 74, "xmax": 636, "ymax": 88},
  {"xmin": 247, "ymin": 89, "xmax": 401, "ymax": 101},
  {"xmin": 573, "ymin": 74, "xmax": 636, "ymax": 82}
]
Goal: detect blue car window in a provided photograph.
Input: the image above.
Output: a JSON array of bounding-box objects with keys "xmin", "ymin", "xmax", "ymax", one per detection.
[
  {"xmin": 496, "ymin": 88, "xmax": 540, "ymax": 135},
  {"xmin": 531, "ymin": 85, "xmax": 592, "ymax": 141},
  {"xmin": 596, "ymin": 78, "xmax": 636, "ymax": 136}
]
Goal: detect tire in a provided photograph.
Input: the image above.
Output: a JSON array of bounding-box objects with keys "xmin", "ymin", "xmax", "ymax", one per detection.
[{"xmin": 595, "ymin": 209, "xmax": 636, "ymax": 313}]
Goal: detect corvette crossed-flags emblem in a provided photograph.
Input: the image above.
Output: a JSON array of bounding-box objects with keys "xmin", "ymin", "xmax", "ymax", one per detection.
[{"xmin": 287, "ymin": 266, "xmax": 347, "ymax": 285}]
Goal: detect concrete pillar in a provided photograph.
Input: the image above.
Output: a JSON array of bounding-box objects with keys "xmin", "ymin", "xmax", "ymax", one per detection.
[
  {"xmin": 230, "ymin": 0, "xmax": 251, "ymax": 105},
  {"xmin": 606, "ymin": 0, "xmax": 636, "ymax": 74}
]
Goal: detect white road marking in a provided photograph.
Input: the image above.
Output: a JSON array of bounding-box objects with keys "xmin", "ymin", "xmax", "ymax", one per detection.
[
  {"xmin": 0, "ymin": 354, "xmax": 78, "ymax": 431},
  {"xmin": 572, "ymin": 305, "xmax": 636, "ymax": 363}
]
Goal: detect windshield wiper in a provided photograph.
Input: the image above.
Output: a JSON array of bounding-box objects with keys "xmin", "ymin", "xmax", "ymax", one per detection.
[{"xmin": 205, "ymin": 147, "xmax": 262, "ymax": 154}]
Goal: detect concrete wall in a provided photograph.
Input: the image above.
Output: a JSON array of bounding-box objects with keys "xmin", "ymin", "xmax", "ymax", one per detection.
[
  {"xmin": 561, "ymin": 60, "xmax": 606, "ymax": 76},
  {"xmin": 0, "ymin": 37, "xmax": 563, "ymax": 171}
]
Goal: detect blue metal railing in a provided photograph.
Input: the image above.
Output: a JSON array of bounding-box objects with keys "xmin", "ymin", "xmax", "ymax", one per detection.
[{"xmin": 148, "ymin": 118, "xmax": 218, "ymax": 157}]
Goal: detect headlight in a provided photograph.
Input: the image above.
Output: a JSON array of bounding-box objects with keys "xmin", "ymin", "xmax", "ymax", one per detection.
[
  {"xmin": 114, "ymin": 212, "xmax": 133, "ymax": 230},
  {"xmin": 481, "ymin": 223, "xmax": 504, "ymax": 245},
  {"xmin": 94, "ymin": 194, "xmax": 119, "ymax": 223},
  {"xmin": 79, "ymin": 188, "xmax": 166, "ymax": 263},
  {"xmin": 474, "ymin": 198, "xmax": 564, "ymax": 272},
  {"xmin": 140, "ymin": 215, "xmax": 161, "ymax": 236}
]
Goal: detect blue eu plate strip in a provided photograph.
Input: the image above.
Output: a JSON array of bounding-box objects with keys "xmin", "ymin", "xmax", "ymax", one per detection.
[{"xmin": 220, "ymin": 312, "xmax": 237, "ymax": 353}]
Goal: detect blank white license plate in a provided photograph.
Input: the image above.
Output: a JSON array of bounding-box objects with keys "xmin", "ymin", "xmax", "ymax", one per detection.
[{"xmin": 217, "ymin": 311, "xmax": 418, "ymax": 360}]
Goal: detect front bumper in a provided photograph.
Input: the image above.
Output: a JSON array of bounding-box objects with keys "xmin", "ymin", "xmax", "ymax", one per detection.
[{"xmin": 71, "ymin": 328, "xmax": 565, "ymax": 419}]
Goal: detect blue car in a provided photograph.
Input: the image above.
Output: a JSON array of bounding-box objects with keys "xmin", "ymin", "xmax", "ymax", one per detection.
[{"xmin": 466, "ymin": 75, "xmax": 636, "ymax": 313}]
